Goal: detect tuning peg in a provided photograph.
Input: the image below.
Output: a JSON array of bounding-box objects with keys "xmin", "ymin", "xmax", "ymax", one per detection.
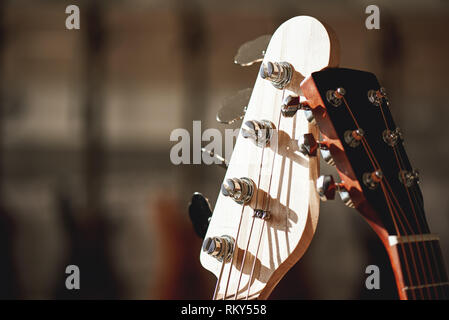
[
  {"xmin": 259, "ymin": 61, "xmax": 293, "ymax": 89},
  {"xmin": 234, "ymin": 34, "xmax": 271, "ymax": 66},
  {"xmin": 188, "ymin": 193, "xmax": 213, "ymax": 239},
  {"xmin": 316, "ymin": 175, "xmax": 354, "ymax": 208},
  {"xmin": 202, "ymin": 235, "xmax": 234, "ymax": 262},
  {"xmin": 216, "ymin": 88, "xmax": 252, "ymax": 124},
  {"xmin": 221, "ymin": 177, "xmax": 255, "ymax": 204},
  {"xmin": 241, "ymin": 120, "xmax": 275, "ymax": 147}
]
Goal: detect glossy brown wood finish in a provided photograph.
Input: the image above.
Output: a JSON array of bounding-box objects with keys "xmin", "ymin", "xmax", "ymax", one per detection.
[{"xmin": 300, "ymin": 72, "xmax": 408, "ymax": 299}]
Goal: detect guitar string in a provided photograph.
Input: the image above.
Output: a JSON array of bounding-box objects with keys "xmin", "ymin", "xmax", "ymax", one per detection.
[
  {"xmin": 362, "ymin": 100, "xmax": 431, "ymax": 299},
  {"xmin": 232, "ymin": 144, "xmax": 266, "ymax": 299},
  {"xmin": 347, "ymin": 102, "xmax": 423, "ymax": 299},
  {"xmin": 222, "ymin": 205, "xmax": 246, "ymax": 300},
  {"xmin": 361, "ymin": 137, "xmax": 418, "ymax": 299},
  {"xmin": 389, "ymin": 129, "xmax": 447, "ymax": 299},
  {"xmin": 342, "ymin": 97, "xmax": 425, "ymax": 299},
  {"xmin": 245, "ymin": 90, "xmax": 285, "ymax": 299},
  {"xmin": 212, "ymin": 255, "xmax": 227, "ymax": 300},
  {"xmin": 378, "ymin": 100, "xmax": 437, "ymax": 298},
  {"xmin": 394, "ymin": 144, "xmax": 446, "ymax": 299},
  {"xmin": 409, "ymin": 187, "xmax": 448, "ymax": 299},
  {"xmin": 358, "ymin": 120, "xmax": 419, "ymax": 298}
]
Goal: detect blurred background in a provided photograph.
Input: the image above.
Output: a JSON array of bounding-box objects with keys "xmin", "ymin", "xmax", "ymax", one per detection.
[{"xmin": 0, "ymin": 0, "xmax": 448, "ymax": 299}]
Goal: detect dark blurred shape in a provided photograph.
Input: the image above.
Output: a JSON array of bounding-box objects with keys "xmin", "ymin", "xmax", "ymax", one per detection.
[
  {"xmin": 0, "ymin": 1, "xmax": 18, "ymax": 300},
  {"xmin": 270, "ymin": 258, "xmax": 314, "ymax": 299},
  {"xmin": 357, "ymin": 231, "xmax": 399, "ymax": 299},
  {"xmin": 152, "ymin": 195, "xmax": 214, "ymax": 299},
  {"xmin": 53, "ymin": 188, "xmax": 122, "ymax": 299},
  {"xmin": 82, "ymin": 0, "xmax": 107, "ymax": 213},
  {"xmin": 188, "ymin": 192, "xmax": 212, "ymax": 239},
  {"xmin": 0, "ymin": 207, "xmax": 18, "ymax": 299},
  {"xmin": 53, "ymin": 1, "xmax": 121, "ymax": 299}
]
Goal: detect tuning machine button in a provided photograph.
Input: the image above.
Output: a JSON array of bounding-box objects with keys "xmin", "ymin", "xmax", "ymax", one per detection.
[
  {"xmin": 202, "ymin": 235, "xmax": 235, "ymax": 262},
  {"xmin": 316, "ymin": 175, "xmax": 354, "ymax": 208},
  {"xmin": 216, "ymin": 88, "xmax": 252, "ymax": 125},
  {"xmin": 188, "ymin": 193, "xmax": 213, "ymax": 239},
  {"xmin": 221, "ymin": 177, "xmax": 255, "ymax": 204},
  {"xmin": 234, "ymin": 34, "xmax": 271, "ymax": 67},
  {"xmin": 320, "ymin": 147, "xmax": 335, "ymax": 166},
  {"xmin": 259, "ymin": 61, "xmax": 293, "ymax": 89}
]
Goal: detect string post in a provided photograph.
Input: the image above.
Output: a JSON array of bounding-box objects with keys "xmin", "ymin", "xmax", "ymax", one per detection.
[
  {"xmin": 344, "ymin": 128, "xmax": 365, "ymax": 148},
  {"xmin": 382, "ymin": 127, "xmax": 404, "ymax": 147},
  {"xmin": 398, "ymin": 169, "xmax": 420, "ymax": 187},
  {"xmin": 326, "ymin": 87, "xmax": 346, "ymax": 107},
  {"xmin": 363, "ymin": 170, "xmax": 383, "ymax": 190},
  {"xmin": 368, "ymin": 87, "xmax": 390, "ymax": 107}
]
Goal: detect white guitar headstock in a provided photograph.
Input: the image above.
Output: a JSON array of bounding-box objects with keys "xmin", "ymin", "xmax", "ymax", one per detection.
[{"xmin": 200, "ymin": 16, "xmax": 340, "ymax": 300}]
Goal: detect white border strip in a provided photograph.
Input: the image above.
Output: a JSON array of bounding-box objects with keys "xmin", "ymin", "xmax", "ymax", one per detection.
[{"xmin": 388, "ymin": 234, "xmax": 439, "ymax": 246}]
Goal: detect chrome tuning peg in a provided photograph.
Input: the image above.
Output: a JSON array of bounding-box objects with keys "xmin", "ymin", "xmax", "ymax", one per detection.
[
  {"xmin": 202, "ymin": 235, "xmax": 234, "ymax": 262},
  {"xmin": 259, "ymin": 61, "xmax": 293, "ymax": 89},
  {"xmin": 234, "ymin": 34, "xmax": 271, "ymax": 66},
  {"xmin": 216, "ymin": 88, "xmax": 252, "ymax": 125},
  {"xmin": 241, "ymin": 120, "xmax": 275, "ymax": 147},
  {"xmin": 188, "ymin": 193, "xmax": 213, "ymax": 239},
  {"xmin": 221, "ymin": 177, "xmax": 255, "ymax": 204},
  {"xmin": 316, "ymin": 175, "xmax": 354, "ymax": 208}
]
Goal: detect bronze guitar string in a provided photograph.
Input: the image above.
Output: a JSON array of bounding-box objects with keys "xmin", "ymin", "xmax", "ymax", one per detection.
[{"xmin": 342, "ymin": 96, "xmax": 430, "ymax": 299}]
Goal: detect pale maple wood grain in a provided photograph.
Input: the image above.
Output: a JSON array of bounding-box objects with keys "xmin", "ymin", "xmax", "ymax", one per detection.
[{"xmin": 200, "ymin": 16, "xmax": 340, "ymax": 300}]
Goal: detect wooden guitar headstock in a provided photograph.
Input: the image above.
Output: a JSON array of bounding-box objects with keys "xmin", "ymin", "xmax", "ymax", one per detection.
[
  {"xmin": 200, "ymin": 16, "xmax": 339, "ymax": 300},
  {"xmin": 301, "ymin": 68, "xmax": 448, "ymax": 299}
]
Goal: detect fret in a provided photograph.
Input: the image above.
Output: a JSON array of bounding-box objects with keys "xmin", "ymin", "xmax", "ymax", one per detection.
[
  {"xmin": 395, "ymin": 239, "xmax": 449, "ymax": 299},
  {"xmin": 403, "ymin": 282, "xmax": 449, "ymax": 291}
]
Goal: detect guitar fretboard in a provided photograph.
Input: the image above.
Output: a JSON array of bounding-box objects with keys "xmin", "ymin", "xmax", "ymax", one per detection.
[{"xmin": 392, "ymin": 238, "xmax": 449, "ymax": 299}]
